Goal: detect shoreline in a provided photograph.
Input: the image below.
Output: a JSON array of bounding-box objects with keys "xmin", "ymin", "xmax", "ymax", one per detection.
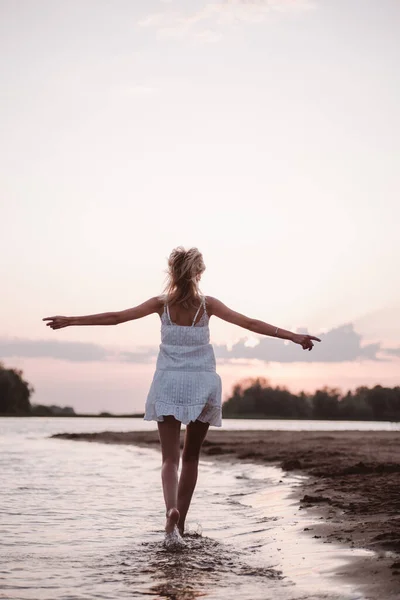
[{"xmin": 51, "ymin": 429, "xmax": 400, "ymax": 598}]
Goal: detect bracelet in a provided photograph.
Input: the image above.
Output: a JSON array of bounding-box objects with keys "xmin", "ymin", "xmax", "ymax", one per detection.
[{"xmin": 274, "ymin": 327, "xmax": 279, "ymax": 336}]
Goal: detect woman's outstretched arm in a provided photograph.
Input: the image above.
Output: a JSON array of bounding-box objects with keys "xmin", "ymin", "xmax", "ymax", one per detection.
[
  {"xmin": 43, "ymin": 297, "xmax": 162, "ymax": 330},
  {"xmin": 207, "ymin": 296, "xmax": 321, "ymax": 351}
]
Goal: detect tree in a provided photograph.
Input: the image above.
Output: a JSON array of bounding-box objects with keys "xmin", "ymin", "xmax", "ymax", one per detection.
[
  {"xmin": 311, "ymin": 387, "xmax": 341, "ymax": 420},
  {"xmin": 222, "ymin": 377, "xmax": 312, "ymax": 419},
  {"xmin": 0, "ymin": 362, "xmax": 34, "ymax": 415}
]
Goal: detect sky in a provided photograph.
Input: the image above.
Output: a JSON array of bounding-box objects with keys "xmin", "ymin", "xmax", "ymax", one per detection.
[{"xmin": 1, "ymin": 0, "xmax": 399, "ymax": 413}]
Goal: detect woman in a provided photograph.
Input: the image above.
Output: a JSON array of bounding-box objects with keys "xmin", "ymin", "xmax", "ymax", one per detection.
[{"xmin": 43, "ymin": 246, "xmax": 320, "ymax": 549}]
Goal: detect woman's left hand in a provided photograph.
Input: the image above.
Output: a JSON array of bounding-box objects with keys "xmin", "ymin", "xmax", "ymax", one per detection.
[{"xmin": 291, "ymin": 333, "xmax": 321, "ymax": 351}]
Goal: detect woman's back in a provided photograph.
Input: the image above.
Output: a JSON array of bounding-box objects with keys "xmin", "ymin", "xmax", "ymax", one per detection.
[{"xmin": 160, "ymin": 294, "xmax": 208, "ymax": 328}]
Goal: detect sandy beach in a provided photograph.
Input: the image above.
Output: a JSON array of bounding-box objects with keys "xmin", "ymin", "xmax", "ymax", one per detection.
[{"xmin": 52, "ymin": 428, "xmax": 400, "ymax": 597}]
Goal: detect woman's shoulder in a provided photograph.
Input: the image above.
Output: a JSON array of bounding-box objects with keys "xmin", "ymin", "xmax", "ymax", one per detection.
[
  {"xmin": 152, "ymin": 294, "xmax": 167, "ymax": 317},
  {"xmin": 203, "ymin": 296, "xmax": 233, "ymax": 318},
  {"xmin": 203, "ymin": 295, "xmax": 216, "ymax": 316}
]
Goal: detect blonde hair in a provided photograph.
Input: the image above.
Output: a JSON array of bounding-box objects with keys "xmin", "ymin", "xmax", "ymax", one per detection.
[{"xmin": 162, "ymin": 246, "xmax": 205, "ymax": 309}]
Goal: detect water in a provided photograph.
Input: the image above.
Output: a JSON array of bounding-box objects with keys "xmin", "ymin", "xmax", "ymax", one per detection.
[
  {"xmin": 2, "ymin": 416, "xmax": 399, "ymax": 439},
  {"xmin": 0, "ymin": 418, "xmax": 380, "ymax": 600}
]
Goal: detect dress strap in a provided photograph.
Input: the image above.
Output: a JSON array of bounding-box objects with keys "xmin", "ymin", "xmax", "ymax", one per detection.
[
  {"xmin": 191, "ymin": 295, "xmax": 204, "ymax": 327},
  {"xmin": 165, "ymin": 301, "xmax": 172, "ymax": 325}
]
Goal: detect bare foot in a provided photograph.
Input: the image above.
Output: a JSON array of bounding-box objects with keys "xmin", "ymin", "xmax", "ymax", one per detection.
[{"xmin": 165, "ymin": 507, "xmax": 180, "ymax": 534}]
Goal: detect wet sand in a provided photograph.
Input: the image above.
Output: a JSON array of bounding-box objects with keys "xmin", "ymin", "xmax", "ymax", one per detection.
[{"xmin": 52, "ymin": 429, "xmax": 400, "ymax": 598}]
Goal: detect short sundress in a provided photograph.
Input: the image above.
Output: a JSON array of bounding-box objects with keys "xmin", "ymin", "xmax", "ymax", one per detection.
[{"xmin": 144, "ymin": 294, "xmax": 222, "ymax": 427}]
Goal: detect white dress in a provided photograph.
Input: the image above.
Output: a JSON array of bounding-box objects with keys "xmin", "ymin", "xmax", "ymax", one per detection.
[{"xmin": 144, "ymin": 295, "xmax": 222, "ymax": 427}]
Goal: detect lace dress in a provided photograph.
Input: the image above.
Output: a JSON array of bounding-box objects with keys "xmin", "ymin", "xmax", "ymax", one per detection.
[{"xmin": 144, "ymin": 295, "xmax": 222, "ymax": 427}]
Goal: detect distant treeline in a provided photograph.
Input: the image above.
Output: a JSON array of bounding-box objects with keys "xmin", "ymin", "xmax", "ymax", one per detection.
[
  {"xmin": 3, "ymin": 362, "xmax": 400, "ymax": 421},
  {"xmin": 0, "ymin": 363, "xmax": 143, "ymax": 417},
  {"xmin": 222, "ymin": 377, "xmax": 400, "ymax": 422}
]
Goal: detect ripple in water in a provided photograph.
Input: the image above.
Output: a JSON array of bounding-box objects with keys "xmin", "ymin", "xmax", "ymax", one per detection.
[{"xmin": 98, "ymin": 531, "xmax": 282, "ymax": 600}]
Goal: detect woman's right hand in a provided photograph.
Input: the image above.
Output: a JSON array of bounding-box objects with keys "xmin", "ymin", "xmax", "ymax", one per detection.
[
  {"xmin": 43, "ymin": 316, "xmax": 72, "ymax": 330},
  {"xmin": 291, "ymin": 333, "xmax": 321, "ymax": 351}
]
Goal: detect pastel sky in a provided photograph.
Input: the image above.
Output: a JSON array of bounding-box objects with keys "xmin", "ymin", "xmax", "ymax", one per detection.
[{"xmin": 1, "ymin": 0, "xmax": 399, "ymax": 413}]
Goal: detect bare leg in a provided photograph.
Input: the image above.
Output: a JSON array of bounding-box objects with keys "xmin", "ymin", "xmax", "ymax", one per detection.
[
  {"xmin": 177, "ymin": 419, "xmax": 209, "ymax": 535},
  {"xmin": 157, "ymin": 416, "xmax": 182, "ymax": 533}
]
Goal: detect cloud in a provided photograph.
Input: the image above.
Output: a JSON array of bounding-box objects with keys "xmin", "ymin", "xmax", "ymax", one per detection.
[
  {"xmin": 214, "ymin": 324, "xmax": 396, "ymax": 364},
  {"xmin": 383, "ymin": 347, "xmax": 400, "ymax": 358},
  {"xmin": 138, "ymin": 0, "xmax": 315, "ymax": 42},
  {"xmin": 1, "ymin": 323, "xmax": 399, "ymax": 366},
  {"xmin": 0, "ymin": 338, "xmax": 110, "ymax": 363},
  {"xmin": 0, "ymin": 337, "xmax": 158, "ymax": 364}
]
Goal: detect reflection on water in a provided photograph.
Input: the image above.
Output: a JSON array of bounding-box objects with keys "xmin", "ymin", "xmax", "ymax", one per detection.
[{"xmin": 0, "ymin": 418, "xmax": 369, "ymax": 600}]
